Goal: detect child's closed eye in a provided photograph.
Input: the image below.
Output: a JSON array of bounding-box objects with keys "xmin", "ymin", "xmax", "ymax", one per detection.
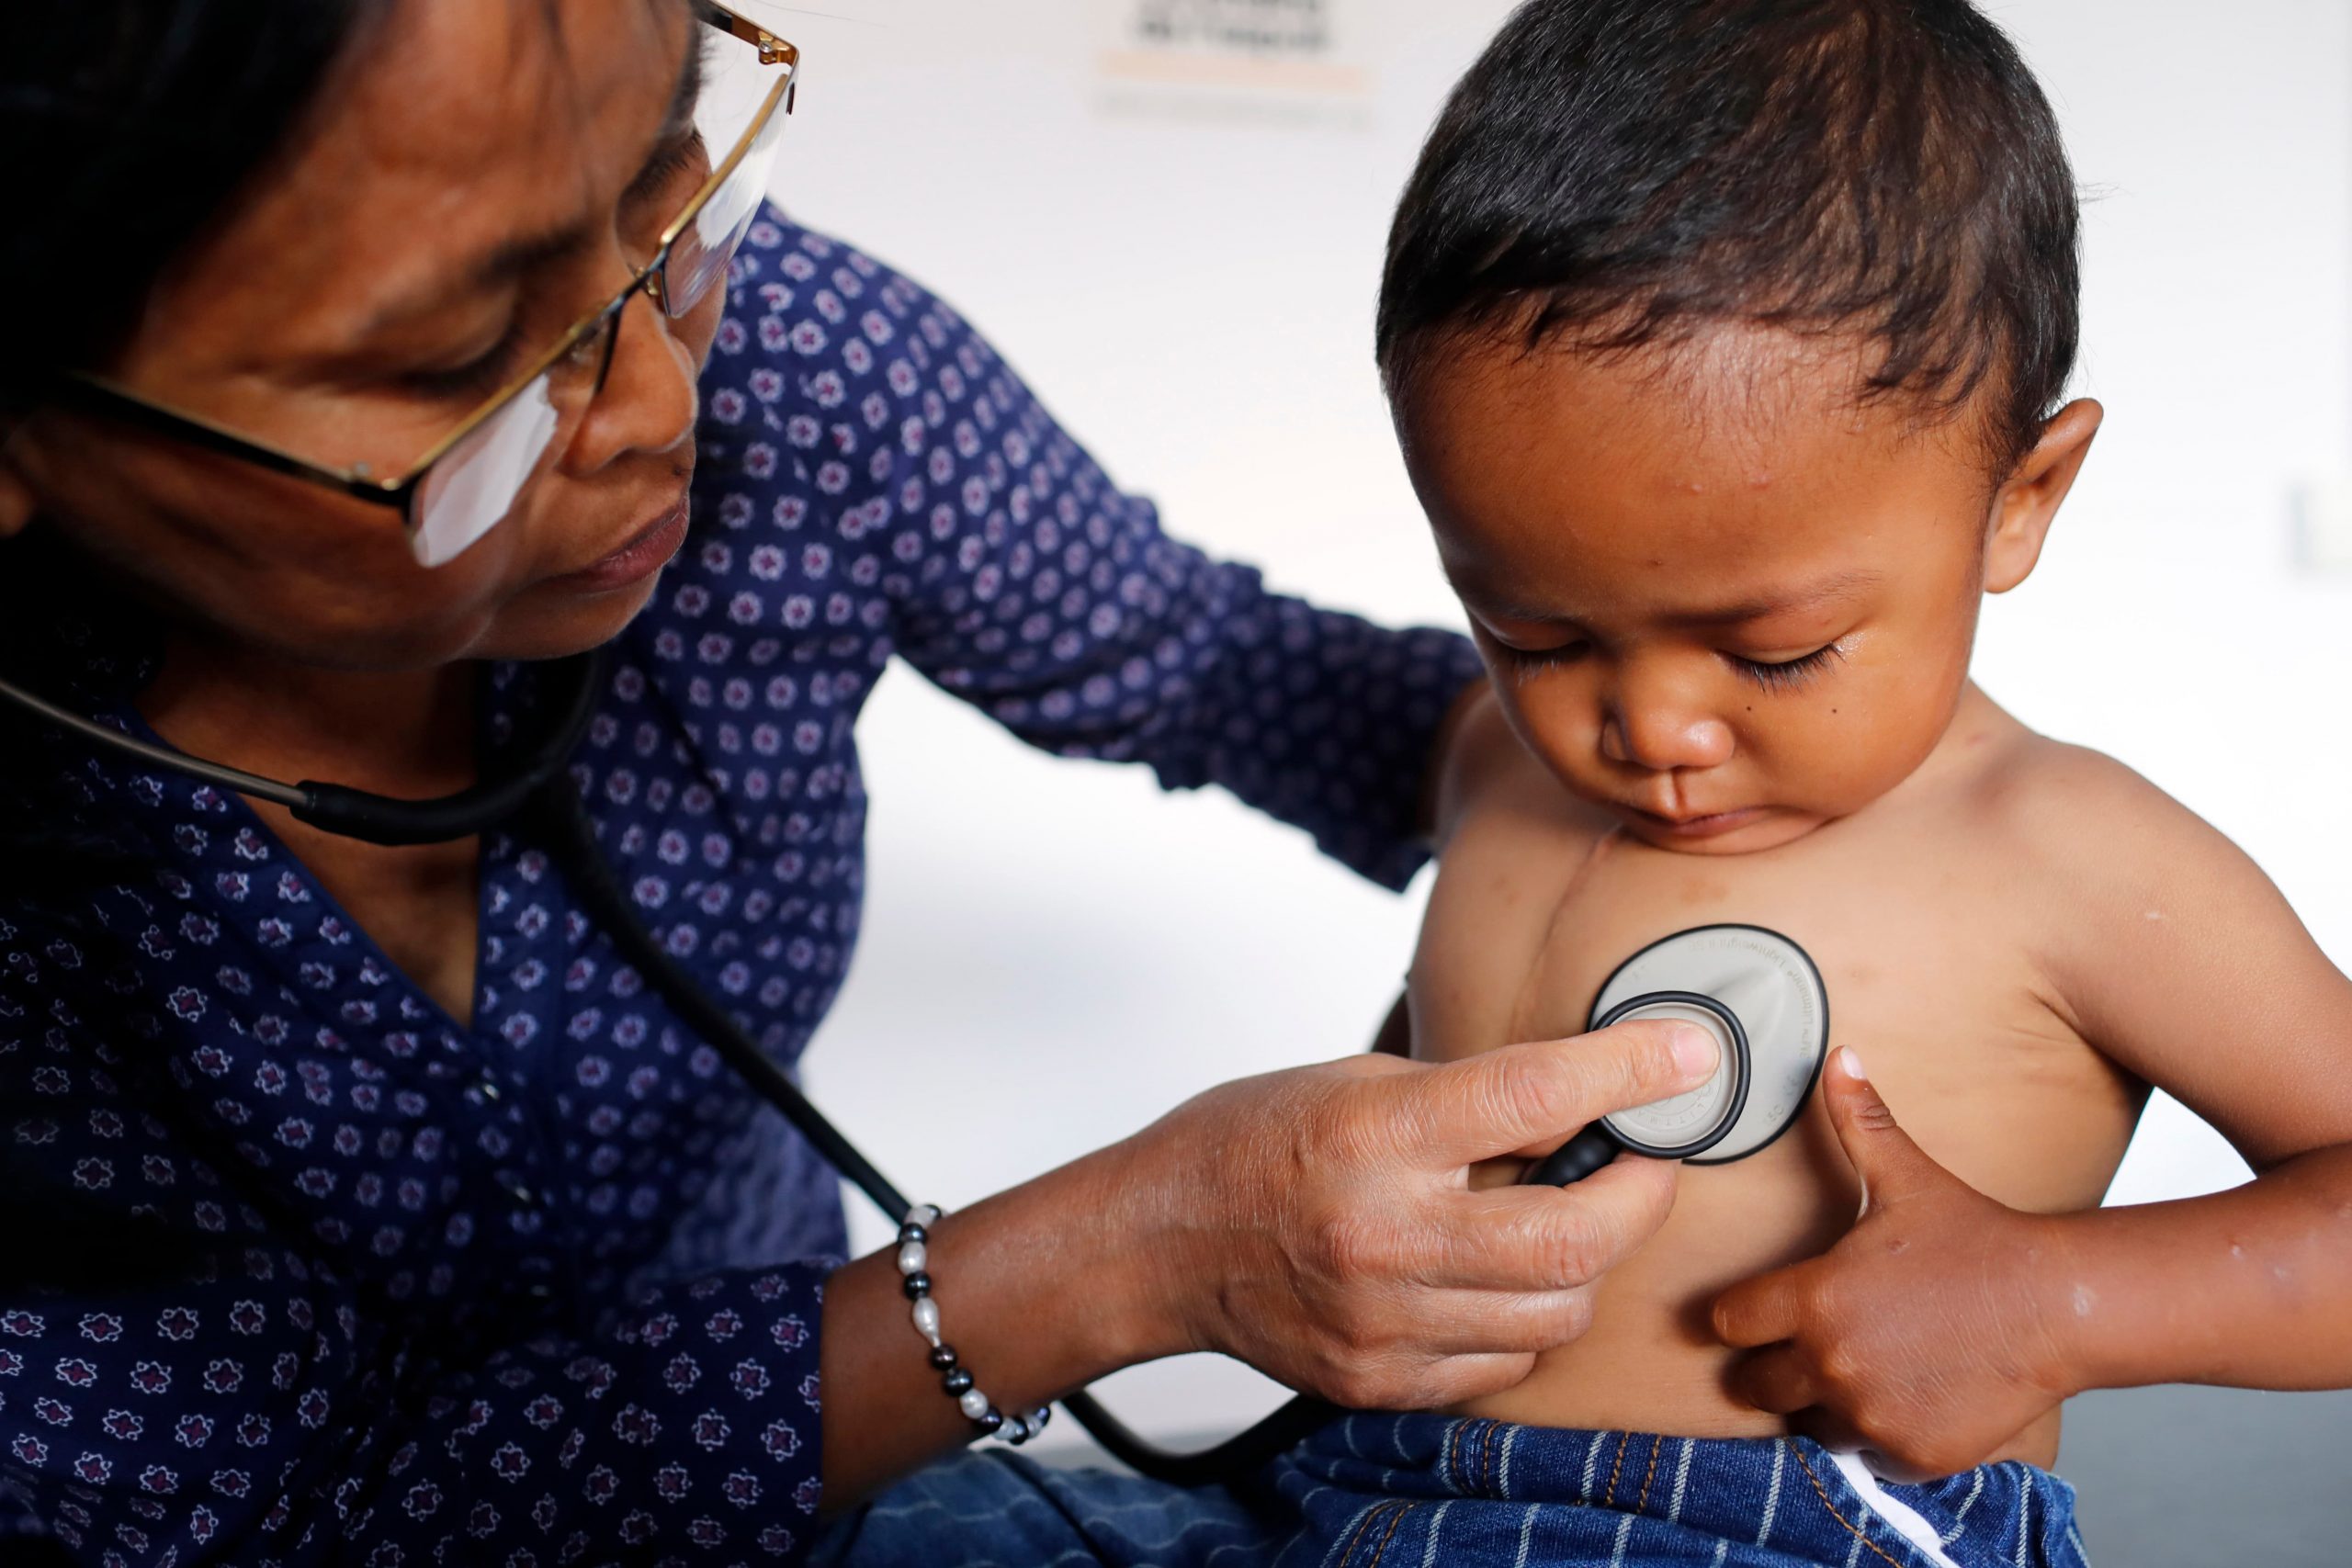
[
  {"xmin": 1488, "ymin": 637, "xmax": 1591, "ymax": 676},
  {"xmin": 1727, "ymin": 642, "xmax": 1846, "ymax": 693}
]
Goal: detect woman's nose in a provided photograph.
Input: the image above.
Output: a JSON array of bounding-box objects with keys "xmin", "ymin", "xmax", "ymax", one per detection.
[
  {"xmin": 1598, "ymin": 669, "xmax": 1736, "ymax": 773},
  {"xmin": 562, "ymin": 291, "xmax": 699, "ymax": 474}
]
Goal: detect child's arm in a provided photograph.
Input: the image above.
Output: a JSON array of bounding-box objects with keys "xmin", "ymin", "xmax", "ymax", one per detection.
[{"xmin": 1713, "ymin": 750, "xmax": 2352, "ymax": 1477}]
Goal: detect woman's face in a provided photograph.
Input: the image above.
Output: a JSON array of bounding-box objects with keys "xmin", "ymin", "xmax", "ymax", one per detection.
[{"xmin": 0, "ymin": 0, "xmax": 726, "ymax": 668}]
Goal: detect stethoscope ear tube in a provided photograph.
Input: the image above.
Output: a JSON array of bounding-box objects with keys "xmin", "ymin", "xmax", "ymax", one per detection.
[
  {"xmin": 7, "ymin": 632, "xmax": 1822, "ymax": 1483},
  {"xmin": 4, "ymin": 637, "xmax": 1324, "ymax": 1483},
  {"xmin": 294, "ymin": 649, "xmax": 608, "ymax": 847},
  {"xmin": 0, "ymin": 648, "xmax": 609, "ymax": 849}
]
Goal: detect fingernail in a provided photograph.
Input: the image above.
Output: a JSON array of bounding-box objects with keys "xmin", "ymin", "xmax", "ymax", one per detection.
[
  {"xmin": 1671, "ymin": 1026, "xmax": 1719, "ymax": 1079},
  {"xmin": 1838, "ymin": 1046, "xmax": 1867, "ymax": 1081}
]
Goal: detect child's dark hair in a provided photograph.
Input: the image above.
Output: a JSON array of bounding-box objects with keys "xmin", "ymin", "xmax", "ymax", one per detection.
[{"xmin": 1376, "ymin": 0, "xmax": 2079, "ymax": 468}]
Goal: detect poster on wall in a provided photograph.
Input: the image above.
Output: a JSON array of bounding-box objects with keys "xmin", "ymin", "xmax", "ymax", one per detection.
[{"xmin": 1097, "ymin": 0, "xmax": 1374, "ymax": 126}]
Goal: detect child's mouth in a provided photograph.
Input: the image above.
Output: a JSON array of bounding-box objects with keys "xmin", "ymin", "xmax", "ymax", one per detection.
[{"xmin": 1622, "ymin": 804, "xmax": 1765, "ymax": 840}]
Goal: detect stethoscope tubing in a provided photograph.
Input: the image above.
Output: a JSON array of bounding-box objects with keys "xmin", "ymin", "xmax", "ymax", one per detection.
[
  {"xmin": 2, "ymin": 641, "xmax": 1316, "ymax": 1482},
  {"xmin": 29, "ymin": 645, "xmax": 1850, "ymax": 1484},
  {"xmin": 532, "ymin": 771, "xmax": 1329, "ymax": 1482}
]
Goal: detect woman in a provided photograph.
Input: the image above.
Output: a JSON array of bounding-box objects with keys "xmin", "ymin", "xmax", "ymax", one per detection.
[{"xmin": 0, "ymin": 1, "xmax": 1724, "ymax": 1561}]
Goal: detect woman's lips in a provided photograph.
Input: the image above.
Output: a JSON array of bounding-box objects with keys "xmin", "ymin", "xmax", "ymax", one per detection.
[{"xmin": 556, "ymin": 499, "xmax": 690, "ymax": 592}]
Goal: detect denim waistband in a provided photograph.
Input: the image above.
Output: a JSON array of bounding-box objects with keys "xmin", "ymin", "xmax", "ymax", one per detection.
[{"xmin": 1268, "ymin": 1412, "xmax": 2086, "ymax": 1567}]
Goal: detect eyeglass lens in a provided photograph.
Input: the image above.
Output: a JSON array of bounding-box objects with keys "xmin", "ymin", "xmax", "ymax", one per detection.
[{"xmin": 408, "ymin": 18, "xmax": 792, "ymax": 567}]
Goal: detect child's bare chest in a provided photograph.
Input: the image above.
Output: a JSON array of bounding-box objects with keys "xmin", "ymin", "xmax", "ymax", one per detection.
[
  {"xmin": 1411, "ymin": 773, "xmax": 2143, "ymax": 1443},
  {"xmin": 1411, "ymin": 784, "xmax": 2132, "ymax": 1214}
]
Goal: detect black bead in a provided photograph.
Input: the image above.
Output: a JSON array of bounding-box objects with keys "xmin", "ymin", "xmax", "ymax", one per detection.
[
  {"xmin": 976, "ymin": 1409, "xmax": 1004, "ymax": 1434},
  {"xmin": 942, "ymin": 1369, "xmax": 974, "ymax": 1395},
  {"xmin": 928, "ymin": 1344, "xmax": 958, "ymax": 1371},
  {"xmin": 900, "ymin": 1271, "xmax": 932, "ymax": 1300},
  {"xmin": 1030, "ymin": 1406, "xmax": 1052, "ymax": 1431},
  {"xmin": 899, "ymin": 1222, "xmax": 928, "ymax": 1246},
  {"xmin": 1005, "ymin": 1416, "xmax": 1031, "ymax": 1446}
]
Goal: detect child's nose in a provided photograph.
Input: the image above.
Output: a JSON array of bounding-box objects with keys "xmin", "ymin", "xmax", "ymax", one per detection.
[{"xmin": 1599, "ymin": 676, "xmax": 1736, "ymax": 773}]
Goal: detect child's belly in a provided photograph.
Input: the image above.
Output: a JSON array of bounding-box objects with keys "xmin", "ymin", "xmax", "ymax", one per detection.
[{"xmin": 1441, "ymin": 1044, "xmax": 2126, "ymax": 1469}]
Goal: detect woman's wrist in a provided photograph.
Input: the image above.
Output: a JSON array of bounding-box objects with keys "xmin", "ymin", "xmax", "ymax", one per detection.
[
  {"xmin": 1069, "ymin": 1126, "xmax": 1210, "ymax": 1371},
  {"xmin": 930, "ymin": 1137, "xmax": 1192, "ymax": 1389},
  {"xmin": 818, "ymin": 1135, "xmax": 1203, "ymax": 1506}
]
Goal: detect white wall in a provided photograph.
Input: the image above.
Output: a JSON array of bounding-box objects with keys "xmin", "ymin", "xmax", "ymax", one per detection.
[{"xmin": 751, "ymin": 0, "xmax": 2352, "ymax": 1439}]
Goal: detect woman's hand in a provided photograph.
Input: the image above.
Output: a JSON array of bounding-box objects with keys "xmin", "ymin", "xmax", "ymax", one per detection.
[
  {"xmin": 1710, "ymin": 1050, "xmax": 2078, "ymax": 1480},
  {"xmin": 1121, "ymin": 1019, "xmax": 1721, "ymax": 1412}
]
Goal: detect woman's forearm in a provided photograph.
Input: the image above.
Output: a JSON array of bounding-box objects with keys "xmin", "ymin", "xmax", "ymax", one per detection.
[
  {"xmin": 817, "ymin": 1136, "xmax": 1179, "ymax": 1508},
  {"xmin": 819, "ymin": 1020, "xmax": 1714, "ymax": 1508},
  {"xmin": 2046, "ymin": 1142, "xmax": 2352, "ymax": 1395}
]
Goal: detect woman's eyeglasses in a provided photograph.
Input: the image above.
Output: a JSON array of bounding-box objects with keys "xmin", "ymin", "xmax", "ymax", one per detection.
[{"xmin": 49, "ymin": 2, "xmax": 798, "ymax": 569}]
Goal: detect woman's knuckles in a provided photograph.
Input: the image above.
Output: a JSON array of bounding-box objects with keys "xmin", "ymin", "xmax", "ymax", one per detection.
[
  {"xmin": 1552, "ymin": 1289, "xmax": 1598, "ymax": 1343},
  {"xmin": 1530, "ymin": 1214, "xmax": 1607, "ymax": 1287},
  {"xmin": 1305, "ymin": 1205, "xmax": 1430, "ymax": 1285},
  {"xmin": 1467, "ymin": 1047, "xmax": 1577, "ymax": 1145},
  {"xmin": 1320, "ymin": 1363, "xmax": 1414, "ymax": 1411},
  {"xmin": 1301, "ymin": 1077, "xmax": 1411, "ymax": 1172}
]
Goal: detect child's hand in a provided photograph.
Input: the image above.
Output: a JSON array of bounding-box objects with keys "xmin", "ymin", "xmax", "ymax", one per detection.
[{"xmin": 1709, "ymin": 1049, "xmax": 2078, "ymax": 1481}]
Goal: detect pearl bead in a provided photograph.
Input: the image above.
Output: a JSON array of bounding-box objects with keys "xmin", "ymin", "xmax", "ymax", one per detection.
[
  {"xmin": 899, "ymin": 1223, "xmax": 929, "ymax": 1247},
  {"xmin": 957, "ymin": 1387, "xmax": 990, "ymax": 1421},
  {"xmin": 943, "ymin": 1369, "xmax": 974, "ymax": 1395},
  {"xmin": 977, "ymin": 1410, "xmax": 1004, "ymax": 1434},
  {"xmin": 901, "ymin": 1271, "xmax": 932, "ymax": 1300},
  {"xmin": 907, "ymin": 1204, "xmax": 943, "ymax": 1228},
  {"xmin": 897, "ymin": 1240, "xmax": 927, "ymax": 1276},
  {"xmin": 928, "ymin": 1344, "xmax": 958, "ymax": 1371},
  {"xmin": 911, "ymin": 1297, "xmax": 940, "ymax": 1338}
]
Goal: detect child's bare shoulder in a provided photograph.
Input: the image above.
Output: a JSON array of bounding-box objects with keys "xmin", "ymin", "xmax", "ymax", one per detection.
[
  {"xmin": 1957, "ymin": 721, "xmax": 2239, "ymax": 895},
  {"xmin": 1948, "ymin": 712, "xmax": 2335, "ymax": 1051}
]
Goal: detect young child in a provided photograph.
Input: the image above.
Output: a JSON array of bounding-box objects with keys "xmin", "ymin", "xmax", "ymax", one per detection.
[
  {"xmin": 819, "ymin": 4, "xmax": 2352, "ymax": 1565},
  {"xmin": 1358, "ymin": 0, "xmax": 2352, "ymax": 1562}
]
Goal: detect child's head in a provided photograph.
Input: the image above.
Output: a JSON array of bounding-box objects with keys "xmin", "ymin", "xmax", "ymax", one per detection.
[{"xmin": 1382, "ymin": 0, "xmax": 2099, "ymax": 854}]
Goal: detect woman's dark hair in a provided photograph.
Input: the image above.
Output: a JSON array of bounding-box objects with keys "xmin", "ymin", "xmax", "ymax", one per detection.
[
  {"xmin": 1376, "ymin": 0, "xmax": 2080, "ymax": 467},
  {"xmin": 0, "ymin": 2, "xmax": 379, "ymax": 400}
]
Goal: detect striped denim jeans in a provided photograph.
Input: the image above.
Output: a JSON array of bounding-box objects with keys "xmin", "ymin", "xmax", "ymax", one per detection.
[{"xmin": 815, "ymin": 1410, "xmax": 2089, "ymax": 1568}]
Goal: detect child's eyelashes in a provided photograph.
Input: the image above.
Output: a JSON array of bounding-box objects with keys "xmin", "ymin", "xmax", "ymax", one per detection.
[
  {"xmin": 1483, "ymin": 630, "xmax": 1848, "ymax": 694},
  {"xmin": 1728, "ymin": 642, "xmax": 1846, "ymax": 693},
  {"xmin": 1490, "ymin": 638, "xmax": 1589, "ymax": 676}
]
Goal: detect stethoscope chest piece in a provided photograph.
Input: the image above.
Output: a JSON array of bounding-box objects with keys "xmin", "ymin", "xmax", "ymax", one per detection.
[
  {"xmin": 1591, "ymin": 923, "xmax": 1829, "ymax": 1164},
  {"xmin": 1527, "ymin": 923, "xmax": 1830, "ymax": 1185}
]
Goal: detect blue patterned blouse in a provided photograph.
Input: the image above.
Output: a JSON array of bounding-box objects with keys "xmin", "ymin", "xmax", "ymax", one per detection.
[{"xmin": 0, "ymin": 210, "xmax": 1482, "ymax": 1566}]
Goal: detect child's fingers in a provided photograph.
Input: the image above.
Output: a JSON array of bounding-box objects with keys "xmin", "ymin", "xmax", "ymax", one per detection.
[
  {"xmin": 1710, "ymin": 1263, "xmax": 1806, "ymax": 1349},
  {"xmin": 1820, "ymin": 1047, "xmax": 1942, "ymax": 1214},
  {"xmin": 1726, "ymin": 1342, "xmax": 1820, "ymax": 1416}
]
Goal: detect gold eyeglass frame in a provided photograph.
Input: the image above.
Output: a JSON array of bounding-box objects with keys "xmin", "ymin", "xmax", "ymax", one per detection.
[{"xmin": 46, "ymin": 2, "xmax": 797, "ymax": 538}]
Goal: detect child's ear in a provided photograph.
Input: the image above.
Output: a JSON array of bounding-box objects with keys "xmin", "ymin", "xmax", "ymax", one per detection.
[{"xmin": 1983, "ymin": 399, "xmax": 2101, "ymax": 594}]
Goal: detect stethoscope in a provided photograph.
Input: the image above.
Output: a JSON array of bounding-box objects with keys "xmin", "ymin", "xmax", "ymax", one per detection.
[{"xmin": 0, "ymin": 643, "xmax": 1832, "ymax": 1486}]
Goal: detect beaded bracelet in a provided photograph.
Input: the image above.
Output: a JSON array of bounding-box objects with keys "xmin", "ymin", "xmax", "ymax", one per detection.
[{"xmin": 899, "ymin": 1204, "xmax": 1053, "ymax": 1446}]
